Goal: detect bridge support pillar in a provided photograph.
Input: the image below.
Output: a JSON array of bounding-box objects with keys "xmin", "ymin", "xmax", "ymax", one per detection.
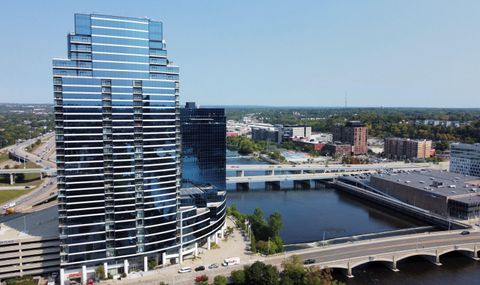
[
  {"xmin": 10, "ymin": 173, "xmax": 14, "ymax": 185},
  {"xmin": 293, "ymin": 180, "xmax": 310, "ymax": 190},
  {"xmin": 236, "ymin": 170, "xmax": 244, "ymax": 177},
  {"xmin": 265, "ymin": 181, "xmax": 281, "ymax": 191},
  {"xmin": 346, "ymin": 261, "xmax": 354, "ymax": 278},
  {"xmin": 103, "ymin": 262, "xmax": 109, "ymax": 279},
  {"xmin": 265, "ymin": 170, "xmax": 275, "ymax": 176},
  {"xmin": 425, "ymin": 250, "xmax": 442, "ymax": 266},
  {"xmin": 313, "ymin": 179, "xmax": 326, "ymax": 189},
  {"xmin": 236, "ymin": 182, "xmax": 249, "ymax": 191},
  {"xmin": 40, "ymin": 172, "xmax": 43, "ymax": 180},
  {"xmin": 389, "ymin": 257, "xmax": 399, "ymax": 272},
  {"xmin": 460, "ymin": 245, "xmax": 479, "ymax": 260}
]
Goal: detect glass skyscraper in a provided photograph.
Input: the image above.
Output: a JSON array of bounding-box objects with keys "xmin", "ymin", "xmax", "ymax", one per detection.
[
  {"xmin": 180, "ymin": 102, "xmax": 226, "ymax": 190},
  {"xmin": 54, "ymin": 14, "xmax": 226, "ymax": 283}
]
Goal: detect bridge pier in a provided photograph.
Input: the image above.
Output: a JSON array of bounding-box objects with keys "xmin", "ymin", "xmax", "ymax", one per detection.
[
  {"xmin": 265, "ymin": 170, "xmax": 275, "ymax": 176},
  {"xmin": 265, "ymin": 181, "xmax": 281, "ymax": 191},
  {"xmin": 313, "ymin": 179, "xmax": 326, "ymax": 189},
  {"xmin": 424, "ymin": 250, "xmax": 442, "ymax": 266},
  {"xmin": 388, "ymin": 257, "xmax": 399, "ymax": 272},
  {"xmin": 10, "ymin": 173, "xmax": 14, "ymax": 185},
  {"xmin": 236, "ymin": 182, "xmax": 249, "ymax": 191},
  {"xmin": 460, "ymin": 245, "xmax": 479, "ymax": 260},
  {"xmin": 236, "ymin": 170, "xmax": 244, "ymax": 177},
  {"xmin": 346, "ymin": 261, "xmax": 354, "ymax": 278},
  {"xmin": 293, "ymin": 180, "xmax": 310, "ymax": 190}
]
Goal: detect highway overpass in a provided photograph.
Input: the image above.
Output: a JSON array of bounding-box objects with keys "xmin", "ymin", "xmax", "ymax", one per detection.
[{"xmin": 0, "ymin": 168, "xmax": 55, "ymax": 185}]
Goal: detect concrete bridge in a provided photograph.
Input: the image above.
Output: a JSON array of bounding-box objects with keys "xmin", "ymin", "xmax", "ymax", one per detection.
[
  {"xmin": 226, "ymin": 163, "xmax": 430, "ymax": 191},
  {"xmin": 0, "ymin": 168, "xmax": 55, "ymax": 185},
  {"xmin": 267, "ymin": 230, "xmax": 480, "ymax": 278},
  {"xmin": 227, "ymin": 162, "xmax": 430, "ymax": 176},
  {"xmin": 227, "ymin": 172, "xmax": 376, "ymax": 191}
]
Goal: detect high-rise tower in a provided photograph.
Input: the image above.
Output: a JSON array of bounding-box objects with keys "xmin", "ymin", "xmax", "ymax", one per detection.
[{"xmin": 53, "ymin": 13, "xmax": 181, "ymax": 280}]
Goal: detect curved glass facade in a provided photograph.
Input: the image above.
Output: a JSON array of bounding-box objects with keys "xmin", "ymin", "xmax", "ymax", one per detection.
[
  {"xmin": 54, "ymin": 14, "xmax": 226, "ymax": 277},
  {"xmin": 54, "ymin": 13, "xmax": 181, "ymax": 271}
]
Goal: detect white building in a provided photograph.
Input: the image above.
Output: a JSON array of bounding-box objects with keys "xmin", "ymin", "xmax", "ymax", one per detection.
[
  {"xmin": 283, "ymin": 125, "xmax": 312, "ymax": 139},
  {"xmin": 450, "ymin": 143, "xmax": 480, "ymax": 177}
]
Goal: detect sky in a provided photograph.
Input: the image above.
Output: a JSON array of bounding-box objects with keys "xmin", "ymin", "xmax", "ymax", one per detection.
[{"xmin": 0, "ymin": 0, "xmax": 479, "ymax": 107}]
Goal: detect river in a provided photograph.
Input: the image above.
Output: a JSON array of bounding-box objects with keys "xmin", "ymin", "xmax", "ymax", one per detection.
[{"xmin": 226, "ymin": 151, "xmax": 480, "ymax": 284}]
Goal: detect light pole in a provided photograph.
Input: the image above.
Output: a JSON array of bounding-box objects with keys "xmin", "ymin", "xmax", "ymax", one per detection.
[{"xmin": 268, "ymin": 237, "xmax": 271, "ymax": 254}]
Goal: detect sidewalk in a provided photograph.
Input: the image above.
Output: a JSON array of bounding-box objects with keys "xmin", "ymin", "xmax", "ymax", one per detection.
[{"xmin": 101, "ymin": 217, "xmax": 259, "ymax": 285}]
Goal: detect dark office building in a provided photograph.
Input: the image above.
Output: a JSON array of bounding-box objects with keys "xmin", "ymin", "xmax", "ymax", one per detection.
[{"xmin": 180, "ymin": 102, "xmax": 226, "ymax": 190}]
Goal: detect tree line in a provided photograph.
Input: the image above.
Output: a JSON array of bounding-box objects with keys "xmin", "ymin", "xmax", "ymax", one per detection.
[
  {"xmin": 227, "ymin": 205, "xmax": 284, "ymax": 255},
  {"xmin": 226, "ymin": 107, "xmax": 480, "ymax": 144}
]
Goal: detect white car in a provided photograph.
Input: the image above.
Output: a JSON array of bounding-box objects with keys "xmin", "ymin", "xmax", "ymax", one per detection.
[{"xmin": 178, "ymin": 267, "xmax": 192, "ymax": 273}]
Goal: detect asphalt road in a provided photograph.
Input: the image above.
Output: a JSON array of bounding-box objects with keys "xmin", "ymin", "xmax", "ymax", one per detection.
[
  {"xmin": 1, "ymin": 133, "xmax": 57, "ymax": 214},
  {"xmin": 100, "ymin": 230, "xmax": 480, "ymax": 285}
]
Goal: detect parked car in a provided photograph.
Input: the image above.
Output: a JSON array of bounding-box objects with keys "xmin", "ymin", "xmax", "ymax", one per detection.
[
  {"xmin": 461, "ymin": 230, "xmax": 470, "ymax": 235},
  {"xmin": 304, "ymin": 258, "xmax": 316, "ymax": 265},
  {"xmin": 208, "ymin": 263, "xmax": 219, "ymax": 269},
  {"xmin": 178, "ymin": 267, "xmax": 192, "ymax": 273},
  {"xmin": 195, "ymin": 266, "xmax": 205, "ymax": 272},
  {"xmin": 222, "ymin": 257, "xmax": 240, "ymax": 266}
]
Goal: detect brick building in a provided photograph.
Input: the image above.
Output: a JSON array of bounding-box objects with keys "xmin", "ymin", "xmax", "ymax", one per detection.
[
  {"xmin": 332, "ymin": 121, "xmax": 368, "ymax": 155},
  {"xmin": 384, "ymin": 138, "xmax": 432, "ymax": 160}
]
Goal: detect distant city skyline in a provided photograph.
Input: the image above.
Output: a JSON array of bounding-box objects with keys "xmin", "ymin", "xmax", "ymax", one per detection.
[{"xmin": 1, "ymin": 0, "xmax": 480, "ymax": 107}]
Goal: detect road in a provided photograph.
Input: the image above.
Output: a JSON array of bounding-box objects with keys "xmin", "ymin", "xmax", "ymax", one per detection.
[
  {"xmin": 267, "ymin": 230, "xmax": 480, "ymax": 266},
  {"xmin": 1, "ymin": 133, "xmax": 57, "ymax": 213},
  {"xmin": 99, "ymin": 229, "xmax": 480, "ymax": 285},
  {"xmin": 226, "ymin": 162, "xmax": 433, "ymax": 171},
  {"xmin": 227, "ymin": 171, "xmax": 378, "ymax": 183}
]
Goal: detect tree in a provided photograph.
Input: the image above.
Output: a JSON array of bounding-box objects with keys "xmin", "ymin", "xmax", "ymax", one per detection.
[
  {"xmin": 230, "ymin": 269, "xmax": 246, "ymax": 285},
  {"xmin": 95, "ymin": 265, "xmax": 105, "ymax": 280},
  {"xmin": 245, "ymin": 261, "xmax": 280, "ymax": 285},
  {"xmin": 148, "ymin": 259, "xmax": 157, "ymax": 270},
  {"xmin": 253, "ymin": 208, "xmax": 264, "ymax": 223},
  {"xmin": 213, "ymin": 275, "xmax": 227, "ymax": 285},
  {"xmin": 304, "ymin": 267, "xmax": 344, "ymax": 285},
  {"xmin": 268, "ymin": 212, "xmax": 283, "ymax": 237},
  {"xmin": 250, "ymin": 234, "xmax": 257, "ymax": 253},
  {"xmin": 281, "ymin": 255, "xmax": 305, "ymax": 285}
]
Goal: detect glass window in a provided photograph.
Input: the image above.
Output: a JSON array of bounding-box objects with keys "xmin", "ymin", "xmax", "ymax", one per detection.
[
  {"xmin": 149, "ymin": 21, "xmax": 163, "ymax": 41},
  {"xmin": 91, "ymin": 19, "xmax": 148, "ymax": 31},
  {"xmin": 149, "ymin": 41, "xmax": 163, "ymax": 49},
  {"xmin": 75, "ymin": 14, "xmax": 91, "ymax": 35}
]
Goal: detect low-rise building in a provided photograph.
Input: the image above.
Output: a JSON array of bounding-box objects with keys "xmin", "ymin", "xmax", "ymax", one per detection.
[
  {"xmin": 325, "ymin": 143, "xmax": 352, "ymax": 156},
  {"xmin": 0, "ymin": 206, "xmax": 60, "ymax": 281},
  {"xmin": 283, "ymin": 125, "xmax": 312, "ymax": 139},
  {"xmin": 384, "ymin": 138, "xmax": 432, "ymax": 160},
  {"xmin": 450, "ymin": 143, "xmax": 480, "ymax": 177},
  {"xmin": 370, "ymin": 170, "xmax": 480, "ymax": 220},
  {"xmin": 310, "ymin": 133, "xmax": 333, "ymax": 143},
  {"xmin": 292, "ymin": 139, "xmax": 326, "ymax": 152},
  {"xmin": 251, "ymin": 125, "xmax": 283, "ymax": 144}
]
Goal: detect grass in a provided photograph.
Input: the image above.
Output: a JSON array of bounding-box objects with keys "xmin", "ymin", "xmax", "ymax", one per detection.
[
  {"xmin": 0, "ymin": 189, "xmax": 32, "ymax": 205},
  {"xmin": 0, "ymin": 152, "xmax": 9, "ymax": 163},
  {"xmin": 25, "ymin": 161, "xmax": 42, "ymax": 169},
  {"xmin": 0, "ymin": 173, "xmax": 42, "ymax": 187}
]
